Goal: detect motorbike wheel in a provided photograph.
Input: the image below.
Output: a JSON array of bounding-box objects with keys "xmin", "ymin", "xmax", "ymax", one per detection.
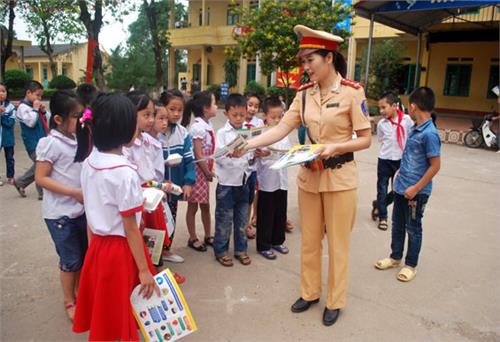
[{"xmin": 464, "ymin": 130, "xmax": 483, "ymax": 148}]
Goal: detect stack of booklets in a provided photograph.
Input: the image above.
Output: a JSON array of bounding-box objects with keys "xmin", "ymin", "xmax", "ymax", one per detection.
[{"xmin": 270, "ymin": 144, "xmax": 322, "ymax": 170}]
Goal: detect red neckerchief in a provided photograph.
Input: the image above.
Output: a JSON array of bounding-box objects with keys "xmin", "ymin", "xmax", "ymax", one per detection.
[
  {"xmin": 244, "ymin": 121, "xmax": 252, "ymax": 129},
  {"xmin": 207, "ymin": 129, "xmax": 215, "ymax": 171},
  {"xmin": 388, "ymin": 109, "xmax": 405, "ymax": 150},
  {"xmin": 21, "ymin": 99, "xmax": 49, "ymax": 135}
]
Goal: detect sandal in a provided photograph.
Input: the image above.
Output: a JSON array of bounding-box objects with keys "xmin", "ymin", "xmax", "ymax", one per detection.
[
  {"xmin": 272, "ymin": 244, "xmax": 289, "ymax": 254},
  {"xmin": 378, "ymin": 219, "xmax": 388, "ymax": 231},
  {"xmin": 216, "ymin": 255, "xmax": 233, "ymax": 267},
  {"xmin": 245, "ymin": 225, "xmax": 256, "ymax": 239},
  {"xmin": 65, "ymin": 302, "xmax": 76, "ymax": 322},
  {"xmin": 397, "ymin": 267, "xmax": 417, "ymax": 282},
  {"xmin": 374, "ymin": 258, "xmax": 400, "ymax": 270},
  {"xmin": 234, "ymin": 254, "xmax": 251, "ymax": 266},
  {"xmin": 187, "ymin": 239, "xmax": 207, "ymax": 252},
  {"xmin": 204, "ymin": 236, "xmax": 214, "ymax": 247},
  {"xmin": 260, "ymin": 250, "xmax": 277, "ymax": 260}
]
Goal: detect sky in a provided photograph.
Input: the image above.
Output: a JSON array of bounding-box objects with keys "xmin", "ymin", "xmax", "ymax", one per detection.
[{"xmin": 5, "ymin": 0, "xmax": 188, "ymax": 53}]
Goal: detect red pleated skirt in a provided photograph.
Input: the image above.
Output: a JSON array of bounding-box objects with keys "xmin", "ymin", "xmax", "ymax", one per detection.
[
  {"xmin": 72, "ymin": 235, "xmax": 156, "ymax": 341},
  {"xmin": 142, "ymin": 202, "xmax": 171, "ymax": 248}
]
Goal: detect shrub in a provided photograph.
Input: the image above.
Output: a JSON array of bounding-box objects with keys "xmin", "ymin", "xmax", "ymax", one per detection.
[
  {"xmin": 267, "ymin": 86, "xmax": 297, "ymax": 105},
  {"xmin": 244, "ymin": 80, "xmax": 266, "ymax": 100},
  {"xmin": 49, "ymin": 75, "xmax": 76, "ymax": 90},
  {"xmin": 4, "ymin": 69, "xmax": 32, "ymax": 90}
]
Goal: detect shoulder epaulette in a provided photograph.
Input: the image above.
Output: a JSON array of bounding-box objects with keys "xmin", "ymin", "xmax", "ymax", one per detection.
[
  {"xmin": 341, "ymin": 79, "xmax": 363, "ymax": 89},
  {"xmin": 298, "ymin": 82, "xmax": 314, "ymax": 91}
]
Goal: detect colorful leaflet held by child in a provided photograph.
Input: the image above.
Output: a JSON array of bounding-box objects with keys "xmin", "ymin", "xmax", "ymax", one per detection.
[{"xmin": 163, "ymin": 273, "xmax": 184, "ymax": 311}]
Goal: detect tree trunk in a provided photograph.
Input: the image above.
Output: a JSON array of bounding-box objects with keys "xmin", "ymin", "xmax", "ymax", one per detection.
[
  {"xmin": 40, "ymin": 18, "xmax": 57, "ymax": 79},
  {"xmin": 78, "ymin": 0, "xmax": 105, "ymax": 90},
  {"xmin": 144, "ymin": 0, "xmax": 165, "ymax": 93},
  {"xmin": 0, "ymin": 1, "xmax": 16, "ymax": 82}
]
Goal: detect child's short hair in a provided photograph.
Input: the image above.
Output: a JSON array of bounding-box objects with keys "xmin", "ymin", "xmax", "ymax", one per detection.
[
  {"xmin": 246, "ymin": 91, "xmax": 261, "ymax": 104},
  {"xmin": 76, "ymin": 83, "xmax": 97, "ymax": 107},
  {"xmin": 0, "ymin": 82, "xmax": 8, "ymax": 96},
  {"xmin": 153, "ymin": 99, "xmax": 163, "ymax": 107},
  {"xmin": 25, "ymin": 80, "xmax": 43, "ymax": 93},
  {"xmin": 225, "ymin": 93, "xmax": 247, "ymax": 111},
  {"xmin": 182, "ymin": 90, "xmax": 213, "ymax": 127},
  {"xmin": 75, "ymin": 93, "xmax": 137, "ymax": 162},
  {"xmin": 49, "ymin": 90, "xmax": 81, "ymax": 130},
  {"xmin": 263, "ymin": 97, "xmax": 283, "ymax": 114},
  {"xmin": 379, "ymin": 91, "xmax": 400, "ymax": 105},
  {"xmin": 126, "ymin": 90, "xmax": 151, "ymax": 111},
  {"xmin": 409, "ymin": 87, "xmax": 435, "ymax": 112},
  {"xmin": 160, "ymin": 89, "xmax": 184, "ymax": 106}
]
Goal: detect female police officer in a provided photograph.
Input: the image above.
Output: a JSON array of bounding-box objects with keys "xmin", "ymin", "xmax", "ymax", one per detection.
[{"xmin": 238, "ymin": 25, "xmax": 371, "ymax": 326}]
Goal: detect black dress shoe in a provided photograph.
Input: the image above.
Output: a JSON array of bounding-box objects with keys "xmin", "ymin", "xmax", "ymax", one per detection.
[
  {"xmin": 291, "ymin": 297, "xmax": 320, "ymax": 313},
  {"xmin": 322, "ymin": 308, "xmax": 340, "ymax": 326}
]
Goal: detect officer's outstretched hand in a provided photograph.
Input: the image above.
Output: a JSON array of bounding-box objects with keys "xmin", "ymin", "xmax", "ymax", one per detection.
[{"xmin": 313, "ymin": 144, "xmax": 340, "ymax": 159}]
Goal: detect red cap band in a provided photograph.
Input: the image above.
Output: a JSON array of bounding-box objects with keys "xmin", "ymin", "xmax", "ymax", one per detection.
[{"xmin": 299, "ymin": 37, "xmax": 338, "ymax": 51}]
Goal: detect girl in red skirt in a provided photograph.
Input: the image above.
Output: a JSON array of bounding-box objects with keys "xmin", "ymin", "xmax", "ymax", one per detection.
[
  {"xmin": 73, "ymin": 93, "xmax": 159, "ymax": 341},
  {"xmin": 124, "ymin": 91, "xmax": 185, "ymax": 284}
]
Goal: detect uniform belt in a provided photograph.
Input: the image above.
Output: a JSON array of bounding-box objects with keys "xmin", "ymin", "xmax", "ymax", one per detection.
[{"xmin": 304, "ymin": 152, "xmax": 354, "ymax": 171}]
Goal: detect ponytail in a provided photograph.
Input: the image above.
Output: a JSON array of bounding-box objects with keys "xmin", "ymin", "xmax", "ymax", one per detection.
[
  {"xmin": 74, "ymin": 115, "xmax": 93, "ymax": 162},
  {"xmin": 181, "ymin": 90, "xmax": 213, "ymax": 127},
  {"xmin": 182, "ymin": 100, "xmax": 193, "ymax": 127}
]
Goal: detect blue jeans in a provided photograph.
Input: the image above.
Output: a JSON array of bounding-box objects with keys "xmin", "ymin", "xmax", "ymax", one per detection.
[
  {"xmin": 214, "ymin": 184, "xmax": 249, "ymax": 258},
  {"xmin": 376, "ymin": 158, "xmax": 400, "ymax": 219},
  {"xmin": 390, "ymin": 193, "xmax": 429, "ymax": 268},
  {"xmin": 2, "ymin": 146, "xmax": 15, "ymax": 178},
  {"xmin": 45, "ymin": 214, "xmax": 88, "ymax": 272}
]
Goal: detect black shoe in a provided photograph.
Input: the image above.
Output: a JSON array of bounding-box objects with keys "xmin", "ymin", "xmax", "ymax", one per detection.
[
  {"xmin": 291, "ymin": 297, "xmax": 319, "ymax": 313},
  {"xmin": 322, "ymin": 308, "xmax": 340, "ymax": 326}
]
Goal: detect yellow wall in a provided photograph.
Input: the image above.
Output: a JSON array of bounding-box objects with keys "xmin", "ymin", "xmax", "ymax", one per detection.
[
  {"xmin": 427, "ymin": 42, "xmax": 498, "ymax": 113},
  {"xmin": 6, "ymin": 43, "xmax": 109, "ymax": 86}
]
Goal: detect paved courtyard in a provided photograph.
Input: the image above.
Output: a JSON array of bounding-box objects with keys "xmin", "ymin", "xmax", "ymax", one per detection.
[{"xmin": 1, "ymin": 113, "xmax": 499, "ymax": 341}]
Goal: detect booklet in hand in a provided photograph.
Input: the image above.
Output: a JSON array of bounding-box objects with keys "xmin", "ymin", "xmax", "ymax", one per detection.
[{"xmin": 269, "ymin": 144, "xmax": 322, "ymax": 170}]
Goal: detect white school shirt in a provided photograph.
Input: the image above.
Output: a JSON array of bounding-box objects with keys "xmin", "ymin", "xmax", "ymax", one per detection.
[
  {"xmin": 123, "ymin": 132, "xmax": 164, "ymax": 184},
  {"xmin": 16, "ymin": 102, "xmax": 51, "ymax": 128},
  {"xmin": 148, "ymin": 133, "xmax": 165, "ymax": 182},
  {"xmin": 36, "ymin": 129, "xmax": 84, "ymax": 219},
  {"xmin": 189, "ymin": 117, "xmax": 214, "ymax": 151},
  {"xmin": 377, "ymin": 114, "xmax": 414, "ymax": 161},
  {"xmin": 81, "ymin": 149, "xmax": 144, "ymax": 237},
  {"xmin": 243, "ymin": 115, "xmax": 264, "ymax": 130},
  {"xmin": 256, "ymin": 136, "xmax": 291, "ymax": 192},
  {"xmin": 215, "ymin": 120, "xmax": 252, "ymax": 186}
]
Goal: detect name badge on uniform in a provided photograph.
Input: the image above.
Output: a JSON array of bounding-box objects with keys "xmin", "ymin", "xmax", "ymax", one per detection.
[{"xmin": 326, "ymin": 102, "xmax": 340, "ymax": 108}]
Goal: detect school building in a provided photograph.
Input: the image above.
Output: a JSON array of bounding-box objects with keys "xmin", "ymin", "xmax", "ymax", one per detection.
[
  {"xmin": 168, "ymin": 0, "xmax": 499, "ymax": 117},
  {"xmin": 5, "ymin": 40, "xmax": 109, "ymax": 88}
]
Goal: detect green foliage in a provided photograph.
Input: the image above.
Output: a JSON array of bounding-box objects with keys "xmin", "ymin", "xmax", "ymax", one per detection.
[
  {"xmin": 267, "ymin": 85, "xmax": 296, "ymax": 103},
  {"xmin": 4, "ymin": 69, "xmax": 32, "ymax": 90},
  {"xmin": 244, "ymin": 81, "xmax": 266, "ymax": 99},
  {"xmin": 361, "ymin": 39, "xmax": 404, "ymax": 99},
  {"xmin": 42, "ymin": 88, "xmax": 57, "ymax": 98},
  {"xmin": 49, "ymin": 75, "xmax": 76, "ymax": 89},
  {"xmin": 19, "ymin": 0, "xmax": 83, "ymax": 76},
  {"xmin": 207, "ymin": 84, "xmax": 221, "ymax": 101},
  {"xmin": 224, "ymin": 47, "xmax": 240, "ymax": 89},
  {"xmin": 233, "ymin": 0, "xmax": 351, "ymax": 88},
  {"xmin": 106, "ymin": 0, "xmax": 187, "ymax": 91}
]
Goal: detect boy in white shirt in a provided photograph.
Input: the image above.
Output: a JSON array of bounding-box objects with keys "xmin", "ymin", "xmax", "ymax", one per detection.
[
  {"xmin": 213, "ymin": 94, "xmax": 252, "ymax": 267},
  {"xmin": 374, "ymin": 92, "xmax": 414, "ymax": 230},
  {"xmin": 255, "ymin": 97, "xmax": 291, "ymax": 260}
]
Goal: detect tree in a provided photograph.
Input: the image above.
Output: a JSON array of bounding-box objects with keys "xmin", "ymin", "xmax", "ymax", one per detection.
[
  {"xmin": 0, "ymin": 0, "xmax": 16, "ymax": 82},
  {"xmin": 19, "ymin": 0, "xmax": 83, "ymax": 78},
  {"xmin": 76, "ymin": 0, "xmax": 130, "ymax": 90},
  {"xmin": 224, "ymin": 47, "xmax": 239, "ymax": 89},
  {"xmin": 233, "ymin": 0, "xmax": 351, "ymax": 102},
  {"xmin": 360, "ymin": 39, "xmax": 404, "ymax": 99}
]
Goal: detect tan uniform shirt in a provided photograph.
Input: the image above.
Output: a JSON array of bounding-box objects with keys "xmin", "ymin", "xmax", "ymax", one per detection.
[{"xmin": 282, "ymin": 76, "xmax": 371, "ymax": 193}]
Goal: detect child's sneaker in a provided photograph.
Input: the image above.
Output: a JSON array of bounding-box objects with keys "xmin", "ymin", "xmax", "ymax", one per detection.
[{"xmin": 173, "ymin": 272, "xmax": 186, "ymax": 284}]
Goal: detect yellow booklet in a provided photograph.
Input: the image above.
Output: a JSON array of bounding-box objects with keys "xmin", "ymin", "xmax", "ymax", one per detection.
[
  {"xmin": 270, "ymin": 144, "xmax": 323, "ymax": 170},
  {"xmin": 131, "ymin": 269, "xmax": 197, "ymax": 342}
]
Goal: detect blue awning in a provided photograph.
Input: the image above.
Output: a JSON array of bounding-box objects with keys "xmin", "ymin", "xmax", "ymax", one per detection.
[{"xmin": 354, "ymin": 0, "xmax": 499, "ymax": 35}]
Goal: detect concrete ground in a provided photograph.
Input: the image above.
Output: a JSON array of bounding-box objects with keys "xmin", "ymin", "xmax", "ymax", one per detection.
[{"xmin": 1, "ymin": 112, "xmax": 499, "ymax": 342}]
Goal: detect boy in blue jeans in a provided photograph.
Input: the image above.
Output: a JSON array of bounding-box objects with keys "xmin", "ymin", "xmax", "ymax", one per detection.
[
  {"xmin": 214, "ymin": 94, "xmax": 252, "ymax": 267},
  {"xmin": 375, "ymin": 87, "xmax": 441, "ymax": 282}
]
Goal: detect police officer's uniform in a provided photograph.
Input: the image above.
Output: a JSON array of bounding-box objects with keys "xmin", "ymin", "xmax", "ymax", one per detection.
[{"xmin": 281, "ymin": 25, "xmax": 372, "ymax": 310}]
